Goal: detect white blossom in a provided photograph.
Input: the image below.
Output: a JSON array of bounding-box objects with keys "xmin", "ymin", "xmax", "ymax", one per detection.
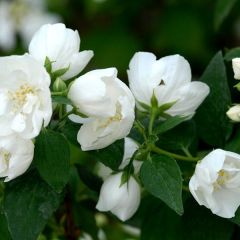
[
  {"xmin": 96, "ymin": 137, "xmax": 141, "ymax": 180},
  {"xmin": 232, "ymin": 58, "xmax": 240, "ymax": 80},
  {"xmin": 189, "ymin": 149, "xmax": 240, "ymax": 218},
  {"xmin": 0, "ymin": 54, "xmax": 52, "ymax": 139},
  {"xmin": 119, "ymin": 137, "xmax": 142, "ymax": 173},
  {"xmin": 0, "ymin": 135, "xmax": 34, "ymax": 181},
  {"xmin": 0, "ymin": 0, "xmax": 60, "ymax": 51},
  {"xmin": 68, "ymin": 68, "xmax": 135, "ymax": 151},
  {"xmin": 29, "ymin": 23, "xmax": 94, "ymax": 80},
  {"xmin": 96, "ymin": 172, "xmax": 141, "ymax": 221},
  {"xmin": 127, "ymin": 52, "xmax": 209, "ymax": 117},
  {"xmin": 226, "ymin": 105, "xmax": 240, "ymax": 122}
]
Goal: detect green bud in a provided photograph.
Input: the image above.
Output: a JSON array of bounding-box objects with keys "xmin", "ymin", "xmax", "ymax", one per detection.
[{"xmin": 53, "ymin": 78, "xmax": 67, "ymax": 93}]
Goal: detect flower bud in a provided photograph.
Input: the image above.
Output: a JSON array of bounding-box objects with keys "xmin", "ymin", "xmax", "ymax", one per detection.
[
  {"xmin": 53, "ymin": 77, "xmax": 67, "ymax": 93},
  {"xmin": 232, "ymin": 58, "xmax": 240, "ymax": 80},
  {"xmin": 96, "ymin": 172, "xmax": 141, "ymax": 221},
  {"xmin": 226, "ymin": 105, "xmax": 240, "ymax": 122}
]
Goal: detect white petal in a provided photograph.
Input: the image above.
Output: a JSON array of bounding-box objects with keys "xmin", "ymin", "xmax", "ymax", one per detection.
[
  {"xmin": 119, "ymin": 137, "xmax": 139, "ymax": 170},
  {"xmin": 128, "ymin": 52, "xmax": 157, "ymax": 105},
  {"xmin": 232, "ymin": 58, "xmax": 240, "ymax": 80},
  {"xmin": 111, "ymin": 176, "xmax": 141, "ymax": 221},
  {"xmin": 165, "ymin": 81, "xmax": 210, "ymax": 117},
  {"xmin": 11, "ymin": 114, "xmax": 26, "ymax": 132},
  {"xmin": 96, "ymin": 173, "xmax": 127, "ymax": 211},
  {"xmin": 61, "ymin": 50, "xmax": 94, "ymax": 80},
  {"xmin": 154, "ymin": 54, "xmax": 191, "ymax": 87}
]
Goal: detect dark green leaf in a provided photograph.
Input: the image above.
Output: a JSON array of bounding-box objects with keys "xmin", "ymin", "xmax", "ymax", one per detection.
[
  {"xmin": 61, "ymin": 120, "xmax": 81, "ymax": 146},
  {"xmin": 0, "ymin": 213, "xmax": 11, "ymax": 240},
  {"xmin": 225, "ymin": 128, "xmax": 240, "ymax": 154},
  {"xmin": 76, "ymin": 165, "xmax": 103, "ymax": 192},
  {"xmin": 182, "ymin": 199, "xmax": 234, "ymax": 240},
  {"xmin": 140, "ymin": 155, "xmax": 183, "ymax": 215},
  {"xmin": 224, "ymin": 47, "xmax": 240, "ymax": 61},
  {"xmin": 214, "ymin": 0, "xmax": 237, "ymax": 30},
  {"xmin": 155, "ymin": 116, "xmax": 187, "ymax": 135},
  {"xmin": 195, "ymin": 51, "xmax": 232, "ymax": 147},
  {"xmin": 157, "ymin": 120, "xmax": 197, "ymax": 152},
  {"xmin": 34, "ymin": 130, "xmax": 70, "ymax": 192},
  {"xmin": 91, "ymin": 139, "xmax": 124, "ymax": 171},
  {"xmin": 4, "ymin": 171, "xmax": 61, "ymax": 240},
  {"xmin": 51, "ymin": 95, "xmax": 72, "ymax": 105},
  {"xmin": 141, "ymin": 203, "xmax": 181, "ymax": 240}
]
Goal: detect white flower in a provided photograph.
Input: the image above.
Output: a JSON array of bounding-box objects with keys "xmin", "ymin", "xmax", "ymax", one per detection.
[
  {"xmin": 0, "ymin": 54, "xmax": 52, "ymax": 139},
  {"xmin": 96, "ymin": 137, "xmax": 142, "ymax": 180},
  {"xmin": 226, "ymin": 105, "xmax": 240, "ymax": 122},
  {"xmin": 0, "ymin": 135, "xmax": 34, "ymax": 182},
  {"xmin": 189, "ymin": 149, "xmax": 240, "ymax": 218},
  {"xmin": 68, "ymin": 68, "xmax": 135, "ymax": 151},
  {"xmin": 0, "ymin": 0, "xmax": 60, "ymax": 51},
  {"xmin": 119, "ymin": 137, "xmax": 142, "ymax": 173},
  {"xmin": 96, "ymin": 172, "xmax": 141, "ymax": 221},
  {"xmin": 232, "ymin": 58, "xmax": 240, "ymax": 80},
  {"xmin": 29, "ymin": 23, "xmax": 94, "ymax": 80},
  {"xmin": 127, "ymin": 52, "xmax": 210, "ymax": 117}
]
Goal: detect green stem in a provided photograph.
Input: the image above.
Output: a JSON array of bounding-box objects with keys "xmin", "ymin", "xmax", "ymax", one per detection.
[
  {"xmin": 150, "ymin": 145, "xmax": 199, "ymax": 162},
  {"xmin": 148, "ymin": 109, "xmax": 157, "ymax": 135},
  {"xmin": 53, "ymin": 109, "xmax": 75, "ymax": 130}
]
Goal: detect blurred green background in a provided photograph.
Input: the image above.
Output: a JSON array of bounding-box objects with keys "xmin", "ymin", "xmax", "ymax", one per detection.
[
  {"xmin": 3, "ymin": 0, "xmax": 240, "ymax": 80},
  {"xmin": 46, "ymin": 0, "xmax": 240, "ymax": 79}
]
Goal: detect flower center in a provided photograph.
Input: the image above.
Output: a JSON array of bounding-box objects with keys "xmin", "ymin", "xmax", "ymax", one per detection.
[
  {"xmin": 8, "ymin": 83, "xmax": 36, "ymax": 112},
  {"xmin": 214, "ymin": 170, "xmax": 230, "ymax": 189},
  {"xmin": 98, "ymin": 102, "xmax": 123, "ymax": 129},
  {"xmin": 0, "ymin": 148, "xmax": 11, "ymax": 171}
]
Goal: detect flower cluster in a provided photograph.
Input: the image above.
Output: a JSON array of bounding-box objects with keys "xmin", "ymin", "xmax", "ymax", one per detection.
[{"xmin": 5, "ymin": 22, "xmax": 235, "ymax": 224}]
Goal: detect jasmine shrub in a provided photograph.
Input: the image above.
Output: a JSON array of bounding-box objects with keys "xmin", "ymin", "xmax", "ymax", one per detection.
[{"xmin": 1, "ymin": 23, "xmax": 240, "ymax": 240}]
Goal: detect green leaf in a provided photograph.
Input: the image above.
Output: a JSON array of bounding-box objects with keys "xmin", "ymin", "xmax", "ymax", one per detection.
[
  {"xmin": 51, "ymin": 95, "xmax": 72, "ymax": 105},
  {"xmin": 52, "ymin": 66, "xmax": 70, "ymax": 78},
  {"xmin": 76, "ymin": 165, "xmax": 103, "ymax": 192},
  {"xmin": 61, "ymin": 120, "xmax": 81, "ymax": 146},
  {"xmin": 155, "ymin": 115, "xmax": 187, "ymax": 135},
  {"xmin": 225, "ymin": 128, "xmax": 240, "ymax": 154},
  {"xmin": 224, "ymin": 47, "xmax": 240, "ymax": 61},
  {"xmin": 4, "ymin": 171, "xmax": 61, "ymax": 240},
  {"xmin": 34, "ymin": 129, "xmax": 70, "ymax": 192},
  {"xmin": 140, "ymin": 155, "xmax": 183, "ymax": 215},
  {"xmin": 214, "ymin": 0, "xmax": 237, "ymax": 30},
  {"xmin": 91, "ymin": 139, "xmax": 124, "ymax": 171},
  {"xmin": 0, "ymin": 213, "xmax": 11, "ymax": 240},
  {"xmin": 182, "ymin": 199, "xmax": 234, "ymax": 240},
  {"xmin": 157, "ymin": 120, "xmax": 197, "ymax": 152},
  {"xmin": 44, "ymin": 56, "xmax": 52, "ymax": 74},
  {"xmin": 195, "ymin": 51, "xmax": 232, "ymax": 147},
  {"xmin": 141, "ymin": 198, "xmax": 234, "ymax": 240},
  {"xmin": 141, "ymin": 203, "xmax": 181, "ymax": 240}
]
